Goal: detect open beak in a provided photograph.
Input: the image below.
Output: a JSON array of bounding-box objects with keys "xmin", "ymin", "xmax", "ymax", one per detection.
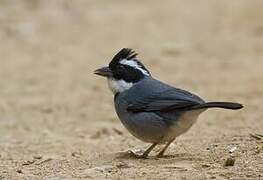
[{"xmin": 94, "ymin": 66, "xmax": 113, "ymax": 77}]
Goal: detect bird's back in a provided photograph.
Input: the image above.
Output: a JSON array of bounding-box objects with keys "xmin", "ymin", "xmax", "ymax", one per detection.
[{"xmin": 119, "ymin": 76, "xmax": 205, "ymax": 112}]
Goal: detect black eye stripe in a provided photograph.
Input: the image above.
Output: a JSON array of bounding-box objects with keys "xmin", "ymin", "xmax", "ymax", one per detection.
[{"xmin": 112, "ymin": 64, "xmax": 145, "ymax": 83}]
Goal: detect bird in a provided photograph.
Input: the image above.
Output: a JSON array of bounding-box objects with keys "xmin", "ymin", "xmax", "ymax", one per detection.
[{"xmin": 94, "ymin": 48, "xmax": 243, "ymax": 158}]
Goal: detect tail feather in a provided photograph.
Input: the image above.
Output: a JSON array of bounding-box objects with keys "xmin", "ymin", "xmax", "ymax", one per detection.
[{"xmin": 191, "ymin": 102, "xmax": 243, "ymax": 110}]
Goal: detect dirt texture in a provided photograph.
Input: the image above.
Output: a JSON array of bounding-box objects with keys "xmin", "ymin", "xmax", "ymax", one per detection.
[{"xmin": 0, "ymin": 0, "xmax": 262, "ymax": 179}]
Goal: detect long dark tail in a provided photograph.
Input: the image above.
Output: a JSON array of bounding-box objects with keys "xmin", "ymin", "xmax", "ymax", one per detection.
[{"xmin": 191, "ymin": 102, "xmax": 243, "ymax": 110}]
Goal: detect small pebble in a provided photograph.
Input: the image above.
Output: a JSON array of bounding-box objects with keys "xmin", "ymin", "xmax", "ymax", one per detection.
[
  {"xmin": 94, "ymin": 165, "xmax": 114, "ymax": 173},
  {"xmin": 224, "ymin": 157, "xmax": 235, "ymax": 166},
  {"xmin": 16, "ymin": 169, "xmax": 23, "ymax": 174},
  {"xmin": 33, "ymin": 155, "xmax": 42, "ymax": 159},
  {"xmin": 116, "ymin": 162, "xmax": 130, "ymax": 169},
  {"xmin": 229, "ymin": 147, "xmax": 237, "ymax": 153},
  {"xmin": 72, "ymin": 152, "xmax": 82, "ymax": 158},
  {"xmin": 201, "ymin": 164, "xmax": 210, "ymax": 168},
  {"xmin": 22, "ymin": 160, "xmax": 35, "ymax": 166}
]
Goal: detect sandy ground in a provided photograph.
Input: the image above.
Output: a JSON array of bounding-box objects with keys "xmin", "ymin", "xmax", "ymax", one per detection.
[{"xmin": 0, "ymin": 0, "xmax": 263, "ymax": 179}]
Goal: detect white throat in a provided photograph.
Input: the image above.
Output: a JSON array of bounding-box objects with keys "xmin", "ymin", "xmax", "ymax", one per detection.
[{"xmin": 107, "ymin": 78, "xmax": 133, "ymax": 94}]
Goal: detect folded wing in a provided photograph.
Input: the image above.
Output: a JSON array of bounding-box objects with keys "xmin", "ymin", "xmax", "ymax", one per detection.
[{"xmin": 127, "ymin": 87, "xmax": 205, "ymax": 113}]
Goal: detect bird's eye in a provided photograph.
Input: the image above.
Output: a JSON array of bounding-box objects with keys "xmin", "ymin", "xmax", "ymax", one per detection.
[
  {"xmin": 114, "ymin": 65, "xmax": 125, "ymax": 77},
  {"xmin": 118, "ymin": 65, "xmax": 125, "ymax": 73}
]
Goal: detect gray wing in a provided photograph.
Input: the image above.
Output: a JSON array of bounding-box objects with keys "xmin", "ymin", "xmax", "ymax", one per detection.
[{"xmin": 126, "ymin": 78, "xmax": 205, "ymax": 113}]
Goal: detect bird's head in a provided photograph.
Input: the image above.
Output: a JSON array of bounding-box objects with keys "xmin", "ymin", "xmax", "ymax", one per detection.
[{"xmin": 94, "ymin": 48, "xmax": 151, "ymax": 94}]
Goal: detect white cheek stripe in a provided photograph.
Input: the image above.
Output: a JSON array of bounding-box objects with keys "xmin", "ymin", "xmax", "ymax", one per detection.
[
  {"xmin": 120, "ymin": 59, "xmax": 150, "ymax": 76},
  {"xmin": 107, "ymin": 78, "xmax": 133, "ymax": 94}
]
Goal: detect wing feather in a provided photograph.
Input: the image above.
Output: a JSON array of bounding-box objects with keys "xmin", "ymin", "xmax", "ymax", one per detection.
[{"xmin": 127, "ymin": 88, "xmax": 204, "ymax": 113}]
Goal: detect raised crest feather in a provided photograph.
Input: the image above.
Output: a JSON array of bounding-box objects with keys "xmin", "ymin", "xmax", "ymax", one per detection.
[{"xmin": 109, "ymin": 48, "xmax": 138, "ymax": 69}]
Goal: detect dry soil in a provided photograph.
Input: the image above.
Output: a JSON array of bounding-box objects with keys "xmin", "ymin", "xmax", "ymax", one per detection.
[{"xmin": 0, "ymin": 0, "xmax": 262, "ymax": 179}]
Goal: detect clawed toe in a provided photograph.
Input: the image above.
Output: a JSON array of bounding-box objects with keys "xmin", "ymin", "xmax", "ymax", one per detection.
[
  {"xmin": 156, "ymin": 153, "xmax": 164, "ymax": 158},
  {"xmin": 128, "ymin": 150, "xmax": 149, "ymax": 159}
]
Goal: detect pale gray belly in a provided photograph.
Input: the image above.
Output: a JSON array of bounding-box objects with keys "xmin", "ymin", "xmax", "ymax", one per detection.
[
  {"xmin": 116, "ymin": 109, "xmax": 204, "ymax": 143},
  {"xmin": 161, "ymin": 109, "xmax": 204, "ymax": 142}
]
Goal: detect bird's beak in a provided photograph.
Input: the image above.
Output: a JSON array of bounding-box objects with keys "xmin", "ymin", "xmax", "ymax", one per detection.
[{"xmin": 94, "ymin": 66, "xmax": 113, "ymax": 77}]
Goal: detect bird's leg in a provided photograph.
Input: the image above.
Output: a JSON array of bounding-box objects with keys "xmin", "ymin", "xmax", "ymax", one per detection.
[
  {"xmin": 130, "ymin": 143, "xmax": 158, "ymax": 158},
  {"xmin": 141, "ymin": 143, "xmax": 158, "ymax": 158},
  {"xmin": 157, "ymin": 138, "xmax": 175, "ymax": 157}
]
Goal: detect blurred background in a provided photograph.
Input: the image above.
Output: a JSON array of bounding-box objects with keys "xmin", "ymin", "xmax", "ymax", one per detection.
[{"xmin": 0, "ymin": 0, "xmax": 262, "ymax": 179}]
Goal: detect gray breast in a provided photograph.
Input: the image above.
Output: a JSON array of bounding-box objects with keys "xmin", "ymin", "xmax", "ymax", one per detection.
[{"xmin": 114, "ymin": 93, "xmax": 170, "ymax": 143}]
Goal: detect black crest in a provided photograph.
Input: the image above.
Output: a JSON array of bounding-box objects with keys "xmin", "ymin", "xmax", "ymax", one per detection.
[
  {"xmin": 108, "ymin": 48, "xmax": 150, "ymax": 83},
  {"xmin": 109, "ymin": 48, "xmax": 138, "ymax": 70}
]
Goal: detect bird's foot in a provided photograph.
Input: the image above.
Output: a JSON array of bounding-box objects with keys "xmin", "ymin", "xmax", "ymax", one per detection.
[
  {"xmin": 127, "ymin": 150, "xmax": 148, "ymax": 159},
  {"xmin": 116, "ymin": 149, "xmax": 149, "ymax": 159},
  {"xmin": 156, "ymin": 152, "xmax": 165, "ymax": 158}
]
